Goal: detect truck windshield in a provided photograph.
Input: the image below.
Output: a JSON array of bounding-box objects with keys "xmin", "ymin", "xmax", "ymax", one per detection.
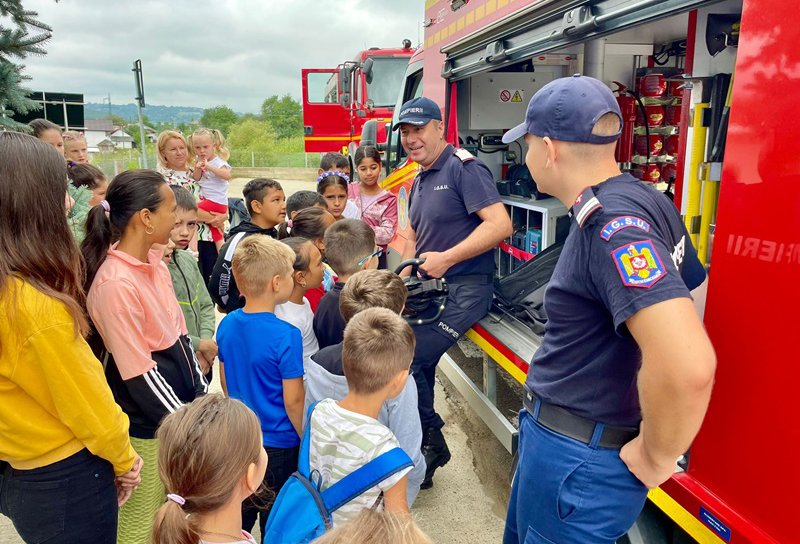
[{"xmin": 366, "ymin": 57, "xmax": 409, "ymax": 107}]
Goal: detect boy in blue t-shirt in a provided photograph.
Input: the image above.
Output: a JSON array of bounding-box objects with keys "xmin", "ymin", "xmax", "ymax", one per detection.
[{"xmin": 217, "ymin": 235, "xmax": 304, "ymax": 538}]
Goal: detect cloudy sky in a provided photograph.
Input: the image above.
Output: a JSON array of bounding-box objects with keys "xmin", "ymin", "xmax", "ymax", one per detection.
[{"xmin": 20, "ymin": 0, "xmax": 424, "ymax": 112}]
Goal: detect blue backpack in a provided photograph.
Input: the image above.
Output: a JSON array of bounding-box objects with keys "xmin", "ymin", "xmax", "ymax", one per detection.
[{"xmin": 264, "ymin": 403, "xmax": 413, "ymax": 544}]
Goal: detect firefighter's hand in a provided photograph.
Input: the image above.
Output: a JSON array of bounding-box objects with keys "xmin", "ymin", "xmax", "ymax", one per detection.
[
  {"xmin": 419, "ymin": 251, "xmax": 454, "ymax": 278},
  {"xmin": 620, "ymin": 430, "xmax": 677, "ymax": 489}
]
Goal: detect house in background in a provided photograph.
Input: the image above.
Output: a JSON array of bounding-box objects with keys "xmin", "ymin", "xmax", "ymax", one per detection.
[
  {"xmin": 143, "ymin": 125, "xmax": 158, "ymax": 143},
  {"xmin": 84, "ymin": 119, "xmax": 115, "ymax": 152},
  {"xmin": 109, "ymin": 128, "xmax": 134, "ymax": 149},
  {"xmin": 97, "ymin": 138, "xmax": 116, "ymax": 153}
]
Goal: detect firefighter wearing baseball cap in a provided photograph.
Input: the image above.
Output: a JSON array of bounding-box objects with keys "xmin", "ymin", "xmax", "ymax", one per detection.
[
  {"xmin": 394, "ymin": 97, "xmax": 512, "ymax": 489},
  {"xmin": 501, "ymin": 75, "xmax": 716, "ymax": 543}
]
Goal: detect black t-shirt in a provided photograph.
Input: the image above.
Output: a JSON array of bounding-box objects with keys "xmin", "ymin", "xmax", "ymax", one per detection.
[
  {"xmin": 408, "ymin": 145, "xmax": 501, "ymax": 277},
  {"xmin": 312, "ymin": 282, "xmax": 346, "ymax": 350},
  {"xmin": 527, "ymin": 174, "xmax": 706, "ymax": 427}
]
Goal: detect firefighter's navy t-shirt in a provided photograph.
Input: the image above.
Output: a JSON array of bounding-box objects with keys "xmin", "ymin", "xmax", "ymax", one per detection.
[
  {"xmin": 408, "ymin": 145, "xmax": 501, "ymax": 277},
  {"xmin": 528, "ymin": 174, "xmax": 706, "ymax": 427}
]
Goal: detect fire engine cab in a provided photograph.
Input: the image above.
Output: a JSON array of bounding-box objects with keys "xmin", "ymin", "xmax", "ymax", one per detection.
[
  {"xmin": 301, "ymin": 41, "xmax": 415, "ymax": 155},
  {"xmin": 370, "ymin": 0, "xmax": 799, "ymax": 542}
]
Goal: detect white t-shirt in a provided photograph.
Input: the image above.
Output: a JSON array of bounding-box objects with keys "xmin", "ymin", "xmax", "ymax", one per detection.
[
  {"xmin": 308, "ymin": 399, "xmax": 411, "ymax": 526},
  {"xmin": 343, "ymin": 199, "xmax": 360, "ymax": 219},
  {"xmin": 199, "ymin": 156, "xmax": 231, "ymax": 205},
  {"xmin": 275, "ymin": 297, "xmax": 319, "ymax": 365}
]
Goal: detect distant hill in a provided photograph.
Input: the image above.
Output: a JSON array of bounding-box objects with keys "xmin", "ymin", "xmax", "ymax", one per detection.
[{"xmin": 84, "ymin": 102, "xmax": 205, "ymax": 125}]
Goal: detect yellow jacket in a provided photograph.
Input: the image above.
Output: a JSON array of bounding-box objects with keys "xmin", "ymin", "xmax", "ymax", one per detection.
[{"xmin": 0, "ymin": 279, "xmax": 136, "ymax": 475}]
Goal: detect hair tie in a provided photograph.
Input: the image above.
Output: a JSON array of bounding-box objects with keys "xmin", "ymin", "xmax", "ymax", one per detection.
[
  {"xmin": 67, "ymin": 161, "xmax": 77, "ymax": 168},
  {"xmin": 167, "ymin": 493, "xmax": 186, "ymax": 506},
  {"xmin": 100, "ymin": 200, "xmax": 110, "ymax": 213},
  {"xmin": 287, "ymin": 219, "xmax": 294, "ymax": 228},
  {"xmin": 316, "ymin": 170, "xmax": 350, "ymax": 184}
]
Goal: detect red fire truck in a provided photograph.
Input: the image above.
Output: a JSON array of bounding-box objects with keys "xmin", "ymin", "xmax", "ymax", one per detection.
[
  {"xmin": 301, "ymin": 41, "xmax": 415, "ymax": 155},
  {"xmin": 367, "ymin": 0, "xmax": 798, "ymax": 542}
]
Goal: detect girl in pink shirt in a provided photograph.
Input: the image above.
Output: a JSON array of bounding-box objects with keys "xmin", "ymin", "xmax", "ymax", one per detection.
[{"xmin": 82, "ymin": 169, "xmax": 208, "ymax": 544}]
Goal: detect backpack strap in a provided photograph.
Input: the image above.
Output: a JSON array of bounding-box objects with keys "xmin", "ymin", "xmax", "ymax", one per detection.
[
  {"xmin": 297, "ymin": 401, "xmax": 320, "ymax": 478},
  {"xmin": 320, "ymin": 447, "xmax": 413, "ymax": 514}
]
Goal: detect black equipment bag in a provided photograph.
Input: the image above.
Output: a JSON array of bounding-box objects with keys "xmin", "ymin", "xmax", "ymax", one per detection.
[{"xmin": 493, "ymin": 241, "xmax": 564, "ymax": 335}]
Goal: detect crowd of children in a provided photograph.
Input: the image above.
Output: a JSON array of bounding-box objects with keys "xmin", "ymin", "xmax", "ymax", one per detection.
[{"xmin": 0, "ymin": 122, "xmax": 427, "ymax": 543}]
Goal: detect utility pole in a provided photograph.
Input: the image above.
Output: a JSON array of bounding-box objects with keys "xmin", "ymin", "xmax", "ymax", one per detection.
[{"xmin": 132, "ymin": 59, "xmax": 148, "ymax": 168}]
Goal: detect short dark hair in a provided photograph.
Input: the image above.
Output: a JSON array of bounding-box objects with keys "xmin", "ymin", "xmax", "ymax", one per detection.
[
  {"xmin": 340, "ymin": 269, "xmax": 407, "ymax": 323},
  {"xmin": 28, "ymin": 118, "xmax": 61, "ymax": 138},
  {"xmin": 319, "ymin": 152, "xmax": 349, "ymax": 171},
  {"xmin": 170, "ymin": 185, "xmax": 197, "ymax": 211},
  {"xmin": 324, "ymin": 219, "xmax": 375, "ymax": 277},
  {"xmin": 243, "ymin": 178, "xmax": 283, "ymax": 215},
  {"xmin": 287, "ymin": 190, "xmax": 327, "ymax": 216},
  {"xmin": 67, "ymin": 162, "xmax": 106, "ymax": 190}
]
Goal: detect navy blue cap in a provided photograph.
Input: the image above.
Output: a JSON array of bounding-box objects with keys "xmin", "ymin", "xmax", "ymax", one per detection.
[
  {"xmin": 392, "ymin": 97, "xmax": 442, "ymax": 130},
  {"xmin": 502, "ymin": 75, "xmax": 622, "ymax": 144}
]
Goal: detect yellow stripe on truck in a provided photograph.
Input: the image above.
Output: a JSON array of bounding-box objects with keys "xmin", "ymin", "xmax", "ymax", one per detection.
[
  {"xmin": 648, "ymin": 488, "xmax": 726, "ymax": 544},
  {"xmin": 382, "ymin": 162, "xmax": 419, "ymax": 190}
]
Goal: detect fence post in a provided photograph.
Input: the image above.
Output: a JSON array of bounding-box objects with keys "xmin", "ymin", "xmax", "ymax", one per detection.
[
  {"xmin": 114, "ymin": 160, "xmax": 120, "ymax": 176},
  {"xmin": 304, "ymin": 153, "xmax": 308, "ymax": 168},
  {"xmin": 252, "ymin": 151, "xmax": 255, "ymax": 168}
]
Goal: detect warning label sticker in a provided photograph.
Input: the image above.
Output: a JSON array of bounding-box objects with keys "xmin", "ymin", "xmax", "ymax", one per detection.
[
  {"xmin": 511, "ymin": 90, "xmax": 524, "ymax": 102},
  {"xmin": 499, "ymin": 89, "xmax": 511, "ymax": 102}
]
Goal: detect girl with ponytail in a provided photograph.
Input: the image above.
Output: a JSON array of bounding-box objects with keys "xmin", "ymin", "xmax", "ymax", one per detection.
[
  {"xmin": 152, "ymin": 394, "xmax": 267, "ymax": 544},
  {"xmin": 82, "ymin": 169, "xmax": 208, "ymax": 544}
]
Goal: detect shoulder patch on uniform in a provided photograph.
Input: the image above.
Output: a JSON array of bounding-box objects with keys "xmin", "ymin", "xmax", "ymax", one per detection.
[
  {"xmin": 573, "ymin": 187, "xmax": 603, "ymax": 228},
  {"xmin": 611, "ymin": 240, "xmax": 667, "ymax": 289},
  {"xmin": 600, "ymin": 216, "xmax": 651, "ymax": 241},
  {"xmin": 454, "ymin": 148, "xmax": 475, "ymax": 162}
]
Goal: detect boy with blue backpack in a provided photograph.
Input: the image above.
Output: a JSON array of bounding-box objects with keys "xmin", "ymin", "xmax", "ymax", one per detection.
[{"xmin": 265, "ymin": 307, "xmax": 415, "ymax": 542}]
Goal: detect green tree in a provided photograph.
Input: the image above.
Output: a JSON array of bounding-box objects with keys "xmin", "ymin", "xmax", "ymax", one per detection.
[
  {"xmin": 227, "ymin": 118, "xmax": 279, "ymax": 165},
  {"xmin": 107, "ymin": 114, "xmax": 127, "ymax": 128},
  {"xmin": 199, "ymin": 105, "xmax": 238, "ymax": 135},
  {"xmin": 0, "ymin": 0, "xmax": 51, "ymax": 129},
  {"xmin": 260, "ymin": 94, "xmax": 302, "ymax": 139}
]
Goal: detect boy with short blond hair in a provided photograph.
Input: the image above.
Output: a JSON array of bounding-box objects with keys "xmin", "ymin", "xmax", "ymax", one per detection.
[
  {"xmin": 308, "ymin": 307, "xmax": 416, "ymax": 526},
  {"xmin": 216, "ymin": 235, "xmax": 305, "ymax": 536},
  {"xmin": 313, "ymin": 219, "xmax": 378, "ymax": 349},
  {"xmin": 306, "ymin": 269, "xmax": 426, "ymax": 504}
]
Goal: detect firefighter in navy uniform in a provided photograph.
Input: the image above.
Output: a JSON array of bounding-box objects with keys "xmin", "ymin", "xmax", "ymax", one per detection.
[
  {"xmin": 501, "ymin": 75, "xmax": 716, "ymax": 544},
  {"xmin": 395, "ymin": 97, "xmax": 512, "ymax": 489}
]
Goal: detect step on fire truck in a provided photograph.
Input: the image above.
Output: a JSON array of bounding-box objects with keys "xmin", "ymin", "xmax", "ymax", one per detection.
[
  {"xmin": 301, "ymin": 41, "xmax": 415, "ymax": 156},
  {"xmin": 361, "ymin": 0, "xmax": 797, "ymax": 542}
]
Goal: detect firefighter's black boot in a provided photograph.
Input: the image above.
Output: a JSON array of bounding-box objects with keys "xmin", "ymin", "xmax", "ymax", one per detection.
[{"xmin": 420, "ymin": 427, "xmax": 451, "ymax": 489}]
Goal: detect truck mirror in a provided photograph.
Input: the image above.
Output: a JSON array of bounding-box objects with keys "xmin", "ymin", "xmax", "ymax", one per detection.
[
  {"xmin": 361, "ymin": 119, "xmax": 378, "ymax": 147},
  {"xmin": 338, "ymin": 66, "xmax": 351, "ymax": 96},
  {"xmin": 362, "ymin": 58, "xmax": 375, "ymax": 85},
  {"xmin": 340, "ymin": 93, "xmax": 351, "ymax": 107}
]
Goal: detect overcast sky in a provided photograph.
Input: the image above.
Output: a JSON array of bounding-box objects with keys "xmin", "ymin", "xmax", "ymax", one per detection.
[{"xmin": 20, "ymin": 0, "xmax": 423, "ymax": 112}]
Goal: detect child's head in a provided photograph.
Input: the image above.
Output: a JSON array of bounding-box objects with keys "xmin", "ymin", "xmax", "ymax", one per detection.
[
  {"xmin": 232, "ymin": 235, "xmax": 295, "ymax": 304},
  {"xmin": 243, "ymin": 178, "xmax": 285, "ymax": 226},
  {"xmin": 286, "ymin": 190, "xmax": 327, "ymax": 220},
  {"xmin": 189, "ymin": 127, "xmax": 230, "ymax": 162},
  {"xmin": 157, "ymin": 130, "xmax": 189, "ymax": 170},
  {"xmin": 277, "ymin": 206, "xmax": 335, "ymax": 254},
  {"xmin": 339, "ymin": 269, "xmax": 407, "ymax": 323},
  {"xmin": 354, "ymin": 145, "xmax": 382, "ymax": 188},
  {"xmin": 323, "ymin": 219, "xmax": 377, "ymax": 278},
  {"xmin": 342, "ymin": 307, "xmax": 415, "ymax": 398},
  {"xmin": 318, "ymin": 152, "xmax": 350, "ymax": 177},
  {"xmin": 312, "ymin": 509, "xmax": 432, "ymax": 544},
  {"xmin": 67, "ymin": 162, "xmax": 108, "ymax": 207},
  {"xmin": 62, "ymin": 131, "xmax": 88, "ymax": 163},
  {"xmin": 281, "ymin": 237, "xmax": 325, "ymax": 293},
  {"xmin": 316, "ymin": 171, "xmax": 350, "ymax": 220},
  {"xmin": 29, "ymin": 118, "xmax": 64, "ymax": 156},
  {"xmin": 169, "ymin": 185, "xmax": 198, "ymax": 251},
  {"xmin": 152, "ymin": 394, "xmax": 267, "ymax": 544}
]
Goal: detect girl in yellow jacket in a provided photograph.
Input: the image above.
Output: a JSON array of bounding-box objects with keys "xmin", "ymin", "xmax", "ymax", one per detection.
[{"xmin": 0, "ymin": 132, "xmax": 142, "ymax": 543}]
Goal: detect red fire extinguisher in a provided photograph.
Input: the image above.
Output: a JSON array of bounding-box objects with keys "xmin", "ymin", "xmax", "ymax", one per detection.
[{"xmin": 613, "ymin": 82, "xmax": 637, "ymax": 164}]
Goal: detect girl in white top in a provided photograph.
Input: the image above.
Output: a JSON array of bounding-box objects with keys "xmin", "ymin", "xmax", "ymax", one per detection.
[
  {"xmin": 191, "ymin": 127, "xmax": 232, "ymax": 250},
  {"xmin": 151, "ymin": 394, "xmax": 267, "ymax": 544},
  {"xmin": 275, "ymin": 237, "xmax": 325, "ymax": 366}
]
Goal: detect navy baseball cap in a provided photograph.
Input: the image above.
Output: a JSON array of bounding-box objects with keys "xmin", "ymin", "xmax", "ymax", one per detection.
[
  {"xmin": 392, "ymin": 97, "xmax": 442, "ymax": 130},
  {"xmin": 502, "ymin": 74, "xmax": 622, "ymax": 144}
]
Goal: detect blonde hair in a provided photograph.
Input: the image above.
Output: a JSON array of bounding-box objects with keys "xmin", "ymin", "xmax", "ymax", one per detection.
[
  {"xmin": 188, "ymin": 127, "xmax": 230, "ymax": 162},
  {"xmin": 151, "ymin": 394, "xmax": 263, "ymax": 544},
  {"xmin": 339, "ymin": 269, "xmax": 407, "ymax": 323},
  {"xmin": 156, "ymin": 130, "xmax": 188, "ymax": 168},
  {"xmin": 232, "ymin": 235, "xmax": 295, "ymax": 298},
  {"xmin": 312, "ymin": 510, "xmax": 432, "ymax": 544},
  {"xmin": 342, "ymin": 307, "xmax": 415, "ymax": 395},
  {"xmin": 62, "ymin": 130, "xmax": 86, "ymax": 154}
]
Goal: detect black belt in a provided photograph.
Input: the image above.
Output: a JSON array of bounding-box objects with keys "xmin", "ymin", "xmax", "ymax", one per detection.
[
  {"xmin": 444, "ymin": 274, "xmax": 493, "ymax": 285},
  {"xmin": 523, "ymin": 385, "xmax": 638, "ymax": 449}
]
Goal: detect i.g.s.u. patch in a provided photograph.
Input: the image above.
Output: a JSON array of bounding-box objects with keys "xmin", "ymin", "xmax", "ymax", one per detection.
[
  {"xmin": 611, "ymin": 240, "xmax": 667, "ymax": 288},
  {"xmin": 600, "ymin": 216, "xmax": 651, "ymax": 241}
]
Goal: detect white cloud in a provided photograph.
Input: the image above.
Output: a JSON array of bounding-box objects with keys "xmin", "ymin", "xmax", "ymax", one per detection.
[{"xmin": 21, "ymin": 0, "xmax": 423, "ymax": 112}]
